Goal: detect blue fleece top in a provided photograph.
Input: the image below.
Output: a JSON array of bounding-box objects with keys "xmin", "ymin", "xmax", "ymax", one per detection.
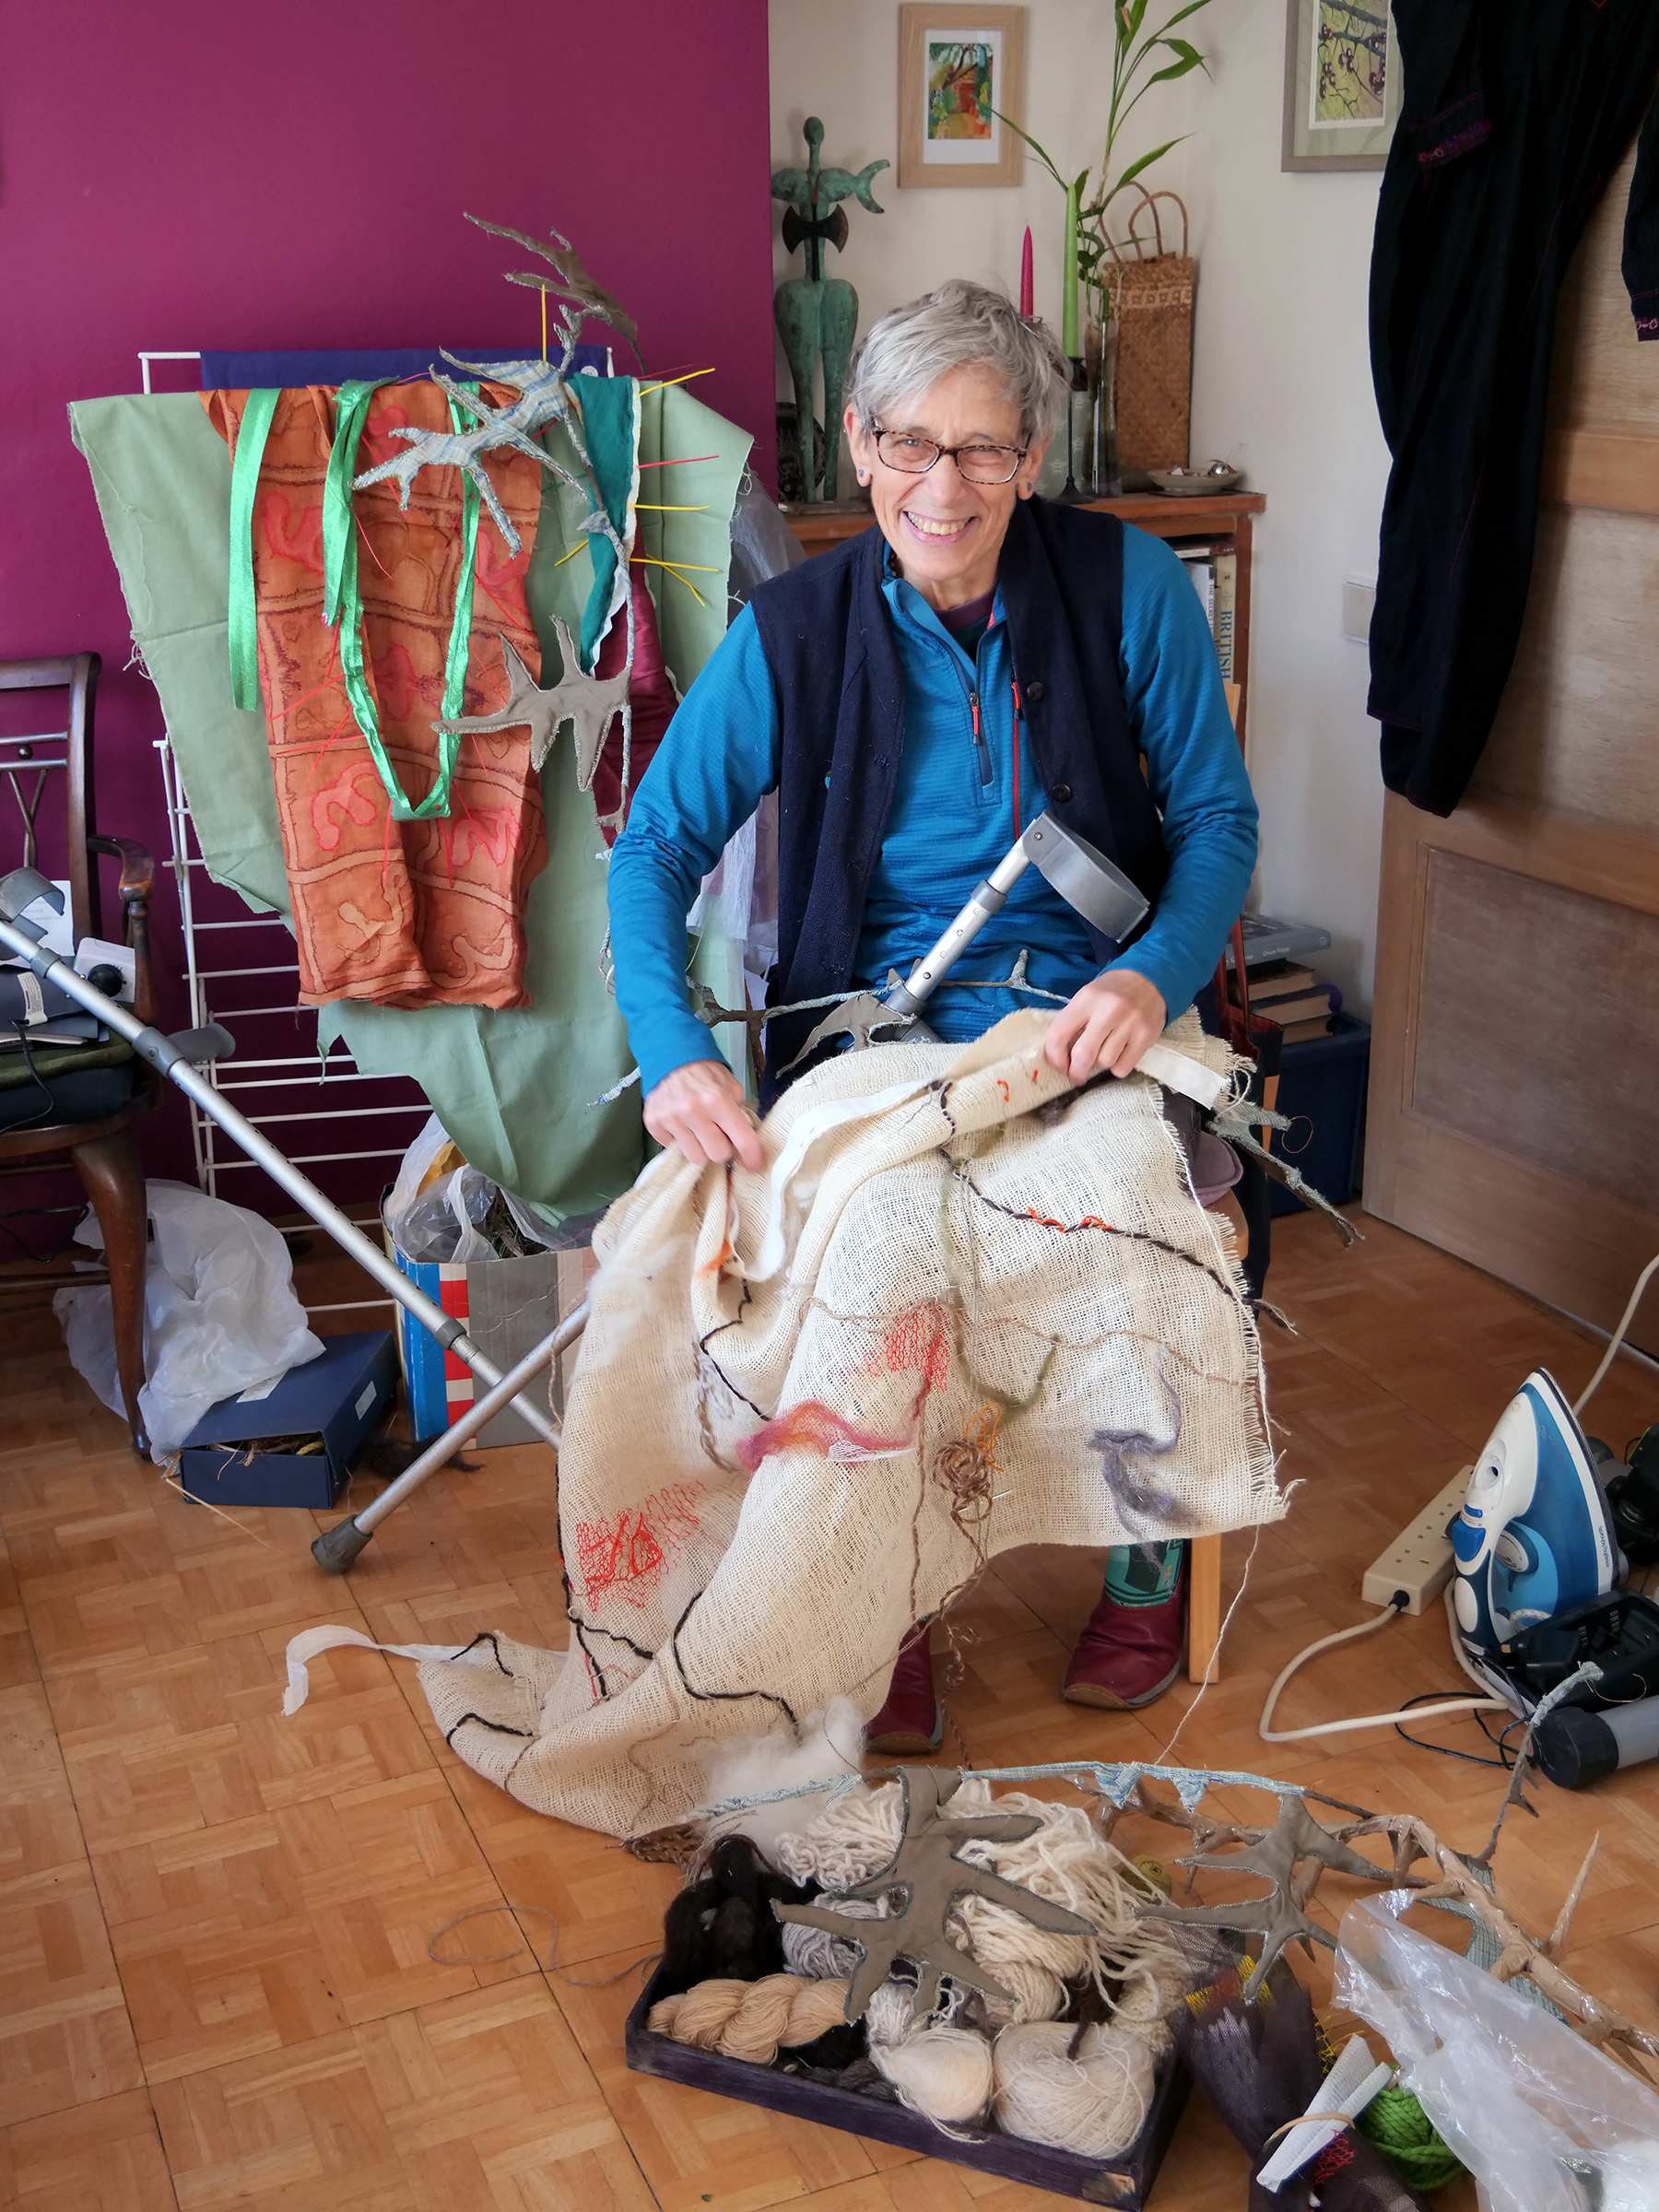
[{"xmin": 608, "ymin": 524, "xmax": 1258, "ymax": 1096}]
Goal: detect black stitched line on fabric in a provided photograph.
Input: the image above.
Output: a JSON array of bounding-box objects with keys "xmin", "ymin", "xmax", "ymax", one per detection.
[
  {"xmin": 558, "ymin": 1551, "xmax": 657, "ymax": 1685},
  {"xmin": 444, "ymin": 1712, "xmax": 532, "ymax": 1746},
  {"xmin": 669, "ymin": 1593, "xmax": 799, "ymax": 1726},
  {"xmin": 581, "ymin": 1618, "xmax": 656, "ymax": 1663},
  {"xmin": 699, "ymin": 1283, "xmax": 771, "ymax": 1421},
  {"xmin": 449, "ymin": 1630, "xmax": 514, "ymax": 1676},
  {"xmin": 956, "ymin": 1164, "xmax": 1231, "ymax": 1293},
  {"xmin": 572, "ymin": 1619, "xmax": 610, "ymax": 1699}
]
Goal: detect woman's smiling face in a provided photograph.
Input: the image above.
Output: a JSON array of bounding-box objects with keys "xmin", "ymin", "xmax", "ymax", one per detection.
[{"xmin": 845, "ymin": 363, "xmax": 1046, "ymax": 611}]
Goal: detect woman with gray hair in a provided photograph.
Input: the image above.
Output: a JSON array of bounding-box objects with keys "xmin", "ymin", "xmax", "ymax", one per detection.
[{"xmin": 607, "ymin": 277, "xmax": 1257, "ymax": 1732}]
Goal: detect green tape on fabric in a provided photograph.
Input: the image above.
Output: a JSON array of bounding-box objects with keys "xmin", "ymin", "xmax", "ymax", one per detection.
[
  {"xmin": 225, "ymin": 387, "xmax": 280, "ymax": 710},
  {"xmin": 320, "ymin": 380, "xmax": 481, "ymax": 821}
]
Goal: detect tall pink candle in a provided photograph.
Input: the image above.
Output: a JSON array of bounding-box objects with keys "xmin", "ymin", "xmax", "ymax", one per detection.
[{"xmin": 1019, "ymin": 227, "xmax": 1034, "ymax": 317}]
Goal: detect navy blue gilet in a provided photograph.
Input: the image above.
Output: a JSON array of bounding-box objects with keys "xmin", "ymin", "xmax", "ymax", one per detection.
[{"xmin": 747, "ymin": 496, "xmax": 1169, "ymax": 1087}]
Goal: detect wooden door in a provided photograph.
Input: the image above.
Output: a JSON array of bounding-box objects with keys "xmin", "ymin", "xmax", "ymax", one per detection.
[{"xmin": 1363, "ymin": 139, "xmax": 1659, "ymax": 1353}]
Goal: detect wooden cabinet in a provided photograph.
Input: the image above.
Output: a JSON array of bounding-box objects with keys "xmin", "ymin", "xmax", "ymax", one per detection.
[
  {"xmin": 1363, "ymin": 142, "xmax": 1659, "ymax": 1351},
  {"xmin": 782, "ymin": 490, "xmax": 1265, "ymax": 747}
]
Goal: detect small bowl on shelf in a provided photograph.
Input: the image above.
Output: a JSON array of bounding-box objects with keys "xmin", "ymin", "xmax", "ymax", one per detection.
[{"xmin": 1147, "ymin": 464, "xmax": 1242, "ymax": 497}]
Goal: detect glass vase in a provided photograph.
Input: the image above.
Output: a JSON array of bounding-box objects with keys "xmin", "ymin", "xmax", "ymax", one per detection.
[{"xmin": 1086, "ymin": 315, "xmax": 1123, "ymax": 498}]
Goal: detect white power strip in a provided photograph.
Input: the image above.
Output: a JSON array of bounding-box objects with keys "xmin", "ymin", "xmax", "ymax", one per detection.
[{"xmin": 1362, "ymin": 1468, "xmax": 1474, "ymax": 1614}]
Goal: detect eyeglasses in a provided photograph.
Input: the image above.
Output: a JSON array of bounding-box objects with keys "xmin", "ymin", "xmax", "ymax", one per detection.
[{"xmin": 873, "ymin": 428, "xmax": 1028, "ymax": 486}]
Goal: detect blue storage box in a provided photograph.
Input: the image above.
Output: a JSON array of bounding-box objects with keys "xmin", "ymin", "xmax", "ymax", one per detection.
[
  {"xmin": 1266, "ymin": 1013, "xmax": 1371, "ymax": 1217},
  {"xmin": 178, "ymin": 1330, "xmax": 399, "ymax": 1508}
]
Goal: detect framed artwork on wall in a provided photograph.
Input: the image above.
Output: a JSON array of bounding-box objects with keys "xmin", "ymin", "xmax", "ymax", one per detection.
[
  {"xmin": 898, "ymin": 6, "xmax": 1027, "ymax": 188},
  {"xmin": 1282, "ymin": 0, "xmax": 1403, "ymax": 172}
]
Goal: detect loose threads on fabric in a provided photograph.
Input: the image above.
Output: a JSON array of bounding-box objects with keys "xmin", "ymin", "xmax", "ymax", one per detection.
[
  {"xmin": 933, "ymin": 1405, "xmax": 1003, "ymax": 1533},
  {"xmin": 647, "ymin": 1973, "xmax": 852, "ymax": 2064},
  {"xmin": 992, "ymin": 2018, "xmax": 1152, "ymax": 2157}
]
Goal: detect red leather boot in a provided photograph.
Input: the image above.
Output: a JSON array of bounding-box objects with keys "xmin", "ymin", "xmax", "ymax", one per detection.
[
  {"xmin": 1062, "ymin": 1542, "xmax": 1187, "ymax": 1709},
  {"xmin": 865, "ymin": 1622, "xmax": 942, "ymax": 1754}
]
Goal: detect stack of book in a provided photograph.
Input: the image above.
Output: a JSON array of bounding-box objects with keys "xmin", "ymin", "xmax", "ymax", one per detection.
[
  {"xmin": 1229, "ymin": 961, "xmax": 1342, "ymax": 1042},
  {"xmin": 1173, "ymin": 541, "xmax": 1238, "ymax": 684}
]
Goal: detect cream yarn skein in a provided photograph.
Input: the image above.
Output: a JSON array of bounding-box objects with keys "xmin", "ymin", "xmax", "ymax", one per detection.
[
  {"xmin": 993, "ymin": 2019, "xmax": 1153, "ymax": 2158},
  {"xmin": 865, "ymin": 1980, "xmax": 994, "ymax": 2127},
  {"xmin": 647, "ymin": 1974, "xmax": 850, "ymax": 2065}
]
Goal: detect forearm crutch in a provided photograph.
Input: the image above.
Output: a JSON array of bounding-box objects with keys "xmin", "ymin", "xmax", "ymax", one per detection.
[{"xmin": 0, "ymin": 866, "xmax": 566, "ymax": 1476}]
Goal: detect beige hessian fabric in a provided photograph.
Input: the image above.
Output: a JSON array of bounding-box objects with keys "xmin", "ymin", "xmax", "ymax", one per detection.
[{"xmin": 412, "ymin": 1008, "xmax": 1282, "ymax": 1837}]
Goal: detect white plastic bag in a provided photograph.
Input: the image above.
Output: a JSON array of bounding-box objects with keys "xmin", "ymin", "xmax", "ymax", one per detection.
[
  {"xmin": 1335, "ymin": 1891, "xmax": 1659, "ymax": 2212},
  {"xmin": 383, "ymin": 1114, "xmax": 455, "ymax": 1251},
  {"xmin": 54, "ymin": 1179, "xmax": 323, "ymax": 1459}
]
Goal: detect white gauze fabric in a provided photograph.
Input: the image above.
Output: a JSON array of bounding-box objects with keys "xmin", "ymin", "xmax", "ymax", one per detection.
[{"xmin": 404, "ymin": 1008, "xmax": 1280, "ymax": 1836}]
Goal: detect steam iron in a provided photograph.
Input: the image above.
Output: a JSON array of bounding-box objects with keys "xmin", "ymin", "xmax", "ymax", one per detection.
[{"xmin": 1452, "ymin": 1370, "xmax": 1619, "ymax": 1674}]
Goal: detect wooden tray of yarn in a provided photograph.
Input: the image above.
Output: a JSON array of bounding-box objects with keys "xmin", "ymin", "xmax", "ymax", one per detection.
[{"xmin": 625, "ymin": 1961, "xmax": 1192, "ymax": 2207}]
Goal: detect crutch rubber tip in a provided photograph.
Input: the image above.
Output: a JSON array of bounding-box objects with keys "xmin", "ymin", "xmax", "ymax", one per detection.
[{"xmin": 312, "ymin": 1517, "xmax": 372, "ymax": 1573}]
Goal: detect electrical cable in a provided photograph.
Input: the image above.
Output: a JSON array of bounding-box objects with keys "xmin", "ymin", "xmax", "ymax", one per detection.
[
  {"xmin": 1394, "ymin": 1693, "xmax": 1514, "ymax": 1769},
  {"xmin": 1258, "ymin": 1589, "xmax": 1510, "ymax": 1745},
  {"xmin": 1258, "ymin": 1246, "xmax": 1659, "ymax": 1751},
  {"xmin": 1574, "ymin": 1249, "xmax": 1659, "ymax": 1417}
]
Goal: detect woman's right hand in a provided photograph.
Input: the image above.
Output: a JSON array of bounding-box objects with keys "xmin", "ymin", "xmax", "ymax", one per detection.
[{"xmin": 643, "ymin": 1059, "xmax": 764, "ymax": 1172}]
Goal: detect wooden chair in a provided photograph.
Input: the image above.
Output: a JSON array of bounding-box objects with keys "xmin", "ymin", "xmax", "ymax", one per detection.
[{"xmin": 0, "ymin": 654, "xmax": 159, "ymax": 1453}]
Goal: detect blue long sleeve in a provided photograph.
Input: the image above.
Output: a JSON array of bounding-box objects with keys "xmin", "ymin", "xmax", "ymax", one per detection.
[
  {"xmin": 606, "ymin": 525, "xmax": 1258, "ymax": 1098},
  {"xmin": 1109, "ymin": 530, "xmax": 1258, "ymax": 1019},
  {"xmin": 606, "ymin": 606, "xmax": 780, "ymax": 1095}
]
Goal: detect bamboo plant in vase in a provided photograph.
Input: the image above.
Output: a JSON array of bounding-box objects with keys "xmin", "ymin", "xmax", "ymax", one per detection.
[{"xmin": 999, "ymin": 0, "xmax": 1209, "ymax": 498}]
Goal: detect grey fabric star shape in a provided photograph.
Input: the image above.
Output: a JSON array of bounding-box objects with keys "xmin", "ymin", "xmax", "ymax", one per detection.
[
  {"xmin": 434, "ymin": 618, "xmax": 630, "ymax": 786},
  {"xmin": 772, "ymin": 1765, "xmax": 1095, "ymax": 2022}
]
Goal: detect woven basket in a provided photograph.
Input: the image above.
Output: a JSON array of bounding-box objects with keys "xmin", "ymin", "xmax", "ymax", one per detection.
[{"xmin": 1102, "ymin": 191, "xmax": 1195, "ymax": 475}]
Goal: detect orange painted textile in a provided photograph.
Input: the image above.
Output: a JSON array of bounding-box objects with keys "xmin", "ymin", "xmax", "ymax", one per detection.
[{"xmin": 206, "ymin": 384, "xmax": 547, "ymax": 1009}]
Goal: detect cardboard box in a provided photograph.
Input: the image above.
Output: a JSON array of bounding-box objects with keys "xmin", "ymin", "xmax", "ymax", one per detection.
[
  {"xmin": 179, "ymin": 1331, "xmax": 399, "ymax": 1509},
  {"xmin": 385, "ymin": 1208, "xmax": 599, "ymax": 1448}
]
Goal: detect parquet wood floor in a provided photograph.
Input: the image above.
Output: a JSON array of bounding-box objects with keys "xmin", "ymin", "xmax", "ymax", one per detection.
[{"xmin": 0, "ymin": 1206, "xmax": 1655, "ymax": 2209}]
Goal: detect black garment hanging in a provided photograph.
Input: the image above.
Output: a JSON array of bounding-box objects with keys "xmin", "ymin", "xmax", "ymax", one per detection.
[{"xmin": 1368, "ymin": 3, "xmax": 1659, "ymax": 817}]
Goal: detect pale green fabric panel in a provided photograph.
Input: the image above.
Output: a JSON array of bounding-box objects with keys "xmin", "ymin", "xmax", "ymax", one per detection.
[
  {"xmin": 322, "ymin": 746, "xmax": 639, "ymax": 1214},
  {"xmin": 69, "ymin": 394, "xmax": 290, "ymax": 915},
  {"xmin": 70, "ymin": 384, "xmax": 753, "ymax": 1213}
]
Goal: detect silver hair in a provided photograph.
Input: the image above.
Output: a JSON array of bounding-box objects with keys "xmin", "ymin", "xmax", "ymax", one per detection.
[{"xmin": 845, "ymin": 278, "xmax": 1068, "ymax": 450}]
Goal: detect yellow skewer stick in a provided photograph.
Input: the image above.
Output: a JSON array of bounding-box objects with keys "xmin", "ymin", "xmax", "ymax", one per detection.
[
  {"xmin": 631, "ymin": 501, "xmax": 710, "ymax": 512},
  {"xmin": 638, "ymin": 367, "xmax": 716, "ymax": 397},
  {"xmin": 551, "ymin": 540, "xmax": 587, "ymax": 569},
  {"xmin": 541, "ymin": 287, "xmax": 547, "ymax": 365},
  {"xmin": 632, "ymin": 556, "xmax": 711, "ymax": 607}
]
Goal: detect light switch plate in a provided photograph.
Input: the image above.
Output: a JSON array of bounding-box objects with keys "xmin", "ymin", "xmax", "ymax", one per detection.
[{"xmin": 1343, "ymin": 579, "xmax": 1376, "ymax": 641}]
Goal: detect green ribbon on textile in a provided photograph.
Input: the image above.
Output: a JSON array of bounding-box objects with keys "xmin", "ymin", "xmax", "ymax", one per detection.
[
  {"xmin": 225, "ymin": 387, "xmax": 280, "ymax": 709},
  {"xmin": 320, "ymin": 380, "xmax": 483, "ymax": 820}
]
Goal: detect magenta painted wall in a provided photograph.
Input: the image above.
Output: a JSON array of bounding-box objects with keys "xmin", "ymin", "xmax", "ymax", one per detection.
[{"xmin": 0, "ymin": 0, "xmax": 775, "ymax": 1196}]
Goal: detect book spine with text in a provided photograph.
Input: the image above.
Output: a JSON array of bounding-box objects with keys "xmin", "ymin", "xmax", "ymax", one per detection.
[{"xmin": 1212, "ymin": 549, "xmax": 1237, "ymax": 683}]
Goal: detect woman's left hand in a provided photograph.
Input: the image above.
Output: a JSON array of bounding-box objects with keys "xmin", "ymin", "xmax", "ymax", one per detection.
[{"xmin": 1044, "ymin": 970, "xmax": 1168, "ymax": 1083}]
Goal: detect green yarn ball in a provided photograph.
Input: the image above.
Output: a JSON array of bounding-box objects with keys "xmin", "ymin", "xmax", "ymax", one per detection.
[
  {"xmin": 1358, "ymin": 2086, "xmax": 1465, "ymax": 2192},
  {"xmin": 1130, "ymin": 1854, "xmax": 1173, "ymax": 1897}
]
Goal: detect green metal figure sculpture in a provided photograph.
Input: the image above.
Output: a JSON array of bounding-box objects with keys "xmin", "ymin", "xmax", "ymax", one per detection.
[{"xmin": 771, "ymin": 118, "xmax": 888, "ymax": 502}]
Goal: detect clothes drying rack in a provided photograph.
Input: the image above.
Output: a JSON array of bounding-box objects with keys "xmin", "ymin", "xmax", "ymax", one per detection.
[{"xmin": 155, "ymin": 735, "xmax": 429, "ymax": 1323}]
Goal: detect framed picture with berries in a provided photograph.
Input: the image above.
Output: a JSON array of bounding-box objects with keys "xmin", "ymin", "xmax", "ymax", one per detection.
[{"xmin": 1283, "ymin": 0, "xmax": 1403, "ymax": 172}]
